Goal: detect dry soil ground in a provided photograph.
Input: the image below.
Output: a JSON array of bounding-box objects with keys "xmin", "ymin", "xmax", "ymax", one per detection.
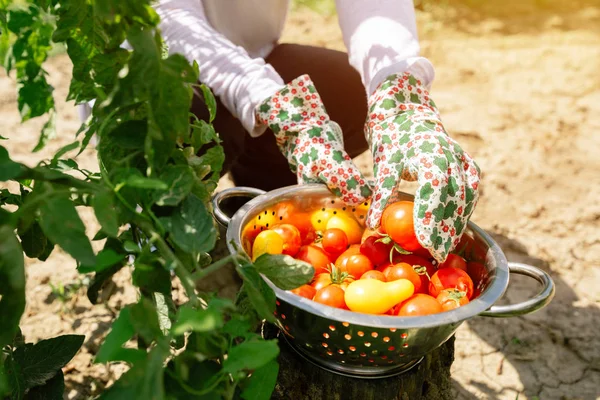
[{"xmin": 1, "ymin": 1, "xmax": 599, "ymax": 399}]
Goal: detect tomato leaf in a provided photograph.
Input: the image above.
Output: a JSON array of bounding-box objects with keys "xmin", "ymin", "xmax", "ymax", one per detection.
[
  {"xmin": 0, "ymin": 146, "xmax": 25, "ymax": 181},
  {"xmin": 132, "ymin": 261, "xmax": 171, "ymax": 296},
  {"xmin": 23, "ymin": 369, "xmax": 64, "ymax": 400},
  {"xmin": 161, "ymin": 194, "xmax": 217, "ymax": 254},
  {"xmin": 92, "ymin": 190, "xmax": 120, "ymax": 238},
  {"xmin": 78, "ymin": 249, "xmax": 124, "ymax": 274},
  {"xmin": 95, "ymin": 306, "xmax": 146, "ymax": 365},
  {"xmin": 122, "ymin": 175, "xmax": 168, "ymax": 190},
  {"xmin": 253, "ymin": 254, "xmax": 314, "ymax": 290},
  {"xmin": 12, "ymin": 335, "xmax": 84, "ymax": 390},
  {"xmin": 240, "ymin": 359, "xmax": 279, "ymax": 400},
  {"xmin": 236, "ymin": 264, "xmax": 276, "ymax": 323},
  {"xmin": 0, "ymin": 226, "xmax": 26, "ymax": 351},
  {"xmin": 38, "ymin": 196, "xmax": 96, "ymax": 266},
  {"xmin": 152, "ymin": 165, "xmax": 195, "ymax": 206},
  {"xmin": 170, "ymin": 304, "xmax": 223, "ymax": 336},
  {"xmin": 17, "ymin": 221, "xmax": 48, "ymax": 259},
  {"xmin": 222, "ymin": 340, "xmax": 279, "ymax": 375},
  {"xmin": 200, "ymin": 83, "xmax": 217, "ymax": 123}
]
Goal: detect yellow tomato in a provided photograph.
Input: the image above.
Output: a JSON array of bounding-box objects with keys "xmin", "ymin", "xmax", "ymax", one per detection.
[
  {"xmin": 252, "ymin": 230, "xmax": 284, "ymax": 261},
  {"xmin": 344, "ymin": 279, "xmax": 415, "ymax": 315},
  {"xmin": 325, "ymin": 214, "xmax": 363, "ymax": 244}
]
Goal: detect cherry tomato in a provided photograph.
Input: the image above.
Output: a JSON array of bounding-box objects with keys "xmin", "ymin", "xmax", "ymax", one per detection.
[
  {"xmin": 381, "ymin": 201, "xmax": 422, "ymax": 252},
  {"xmin": 296, "ymin": 245, "xmax": 331, "ymax": 276},
  {"xmin": 271, "ymin": 224, "xmax": 301, "ymax": 257},
  {"xmin": 395, "ymin": 294, "xmax": 443, "ymax": 316},
  {"xmin": 384, "ymin": 262, "xmax": 423, "ymax": 293},
  {"xmin": 289, "ymin": 212, "xmax": 316, "ymax": 245},
  {"xmin": 326, "ymin": 214, "xmax": 362, "ymax": 244},
  {"xmin": 438, "ymin": 253, "xmax": 467, "ymax": 272},
  {"xmin": 311, "ymin": 273, "xmax": 332, "ymax": 291},
  {"xmin": 436, "ymin": 288, "xmax": 469, "ymax": 311},
  {"xmin": 291, "ymin": 284, "xmax": 317, "ymax": 300},
  {"xmin": 345, "ymin": 278, "xmax": 414, "ymax": 314},
  {"xmin": 313, "ymin": 285, "xmax": 347, "ymax": 309},
  {"xmin": 345, "ymin": 254, "xmax": 373, "ymax": 279},
  {"xmin": 360, "ymin": 235, "xmax": 393, "ymax": 266},
  {"xmin": 393, "ymin": 254, "xmax": 435, "ymax": 293},
  {"xmin": 334, "ymin": 244, "xmax": 361, "ymax": 270},
  {"xmin": 429, "ymin": 267, "xmax": 474, "ymax": 299},
  {"xmin": 321, "ymin": 228, "xmax": 348, "ymax": 255},
  {"xmin": 360, "ymin": 270, "xmax": 387, "ymax": 281},
  {"xmin": 251, "ymin": 230, "xmax": 284, "ymax": 261}
]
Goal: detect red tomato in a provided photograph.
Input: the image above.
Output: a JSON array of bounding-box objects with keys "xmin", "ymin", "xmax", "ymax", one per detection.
[
  {"xmin": 291, "ymin": 284, "xmax": 316, "ymax": 300},
  {"xmin": 429, "ymin": 267, "xmax": 474, "ymax": 299},
  {"xmin": 311, "ymin": 273, "xmax": 332, "ymax": 291},
  {"xmin": 438, "ymin": 253, "xmax": 467, "ymax": 272},
  {"xmin": 360, "ymin": 235, "xmax": 393, "ymax": 266},
  {"xmin": 285, "ymin": 212, "xmax": 316, "ymax": 245},
  {"xmin": 394, "ymin": 254, "xmax": 436, "ymax": 294},
  {"xmin": 271, "ymin": 224, "xmax": 301, "ymax": 257},
  {"xmin": 334, "ymin": 244, "xmax": 361, "ymax": 270},
  {"xmin": 321, "ymin": 228, "xmax": 348, "ymax": 255},
  {"xmin": 436, "ymin": 288, "xmax": 469, "ymax": 311},
  {"xmin": 296, "ymin": 245, "xmax": 331, "ymax": 276},
  {"xmin": 360, "ymin": 270, "xmax": 387, "ymax": 282},
  {"xmin": 381, "ymin": 201, "xmax": 422, "ymax": 252},
  {"xmin": 384, "ymin": 262, "xmax": 422, "ymax": 293},
  {"xmin": 313, "ymin": 285, "xmax": 347, "ymax": 309},
  {"xmin": 395, "ymin": 294, "xmax": 443, "ymax": 316},
  {"xmin": 345, "ymin": 254, "xmax": 373, "ymax": 279},
  {"xmin": 467, "ymin": 261, "xmax": 487, "ymax": 298}
]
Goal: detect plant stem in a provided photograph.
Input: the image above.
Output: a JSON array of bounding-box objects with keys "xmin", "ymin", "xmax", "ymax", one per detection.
[{"xmin": 191, "ymin": 254, "xmax": 236, "ymax": 281}]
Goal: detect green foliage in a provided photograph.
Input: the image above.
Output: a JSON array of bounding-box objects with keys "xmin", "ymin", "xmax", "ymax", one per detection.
[{"xmin": 0, "ymin": 0, "xmax": 315, "ymax": 398}]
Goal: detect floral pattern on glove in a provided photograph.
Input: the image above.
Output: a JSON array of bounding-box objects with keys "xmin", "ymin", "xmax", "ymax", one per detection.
[
  {"xmin": 365, "ymin": 72, "xmax": 480, "ymax": 262},
  {"xmin": 256, "ymin": 74, "xmax": 372, "ymax": 205}
]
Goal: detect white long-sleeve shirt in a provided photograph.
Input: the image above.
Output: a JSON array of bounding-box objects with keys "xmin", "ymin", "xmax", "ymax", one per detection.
[{"xmin": 155, "ymin": 0, "xmax": 435, "ymax": 137}]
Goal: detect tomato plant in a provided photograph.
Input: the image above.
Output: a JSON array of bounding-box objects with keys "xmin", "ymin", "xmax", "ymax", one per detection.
[
  {"xmin": 0, "ymin": 2, "xmax": 315, "ymax": 398},
  {"xmin": 429, "ymin": 267, "xmax": 475, "ymax": 299}
]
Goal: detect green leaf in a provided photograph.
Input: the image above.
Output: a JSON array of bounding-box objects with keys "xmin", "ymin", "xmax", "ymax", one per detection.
[
  {"xmin": 78, "ymin": 249, "xmax": 124, "ymax": 274},
  {"xmin": 152, "ymin": 165, "xmax": 194, "ymax": 206},
  {"xmin": 253, "ymin": 254, "xmax": 314, "ymax": 290},
  {"xmin": 223, "ymin": 340, "xmax": 279, "ymax": 374},
  {"xmin": 95, "ymin": 306, "xmax": 146, "ymax": 365},
  {"xmin": 200, "ymin": 83, "xmax": 217, "ymax": 123},
  {"xmin": 237, "ymin": 264, "xmax": 276, "ymax": 323},
  {"xmin": 191, "ymin": 120, "xmax": 219, "ymax": 148},
  {"xmin": 32, "ymin": 110, "xmax": 56, "ymax": 153},
  {"xmin": 17, "ymin": 222, "xmax": 48, "ymax": 259},
  {"xmin": 122, "ymin": 175, "xmax": 168, "ymax": 190},
  {"xmin": 38, "ymin": 196, "xmax": 96, "ymax": 266},
  {"xmin": 170, "ymin": 304, "xmax": 223, "ymax": 336},
  {"xmin": 23, "ymin": 369, "xmax": 64, "ymax": 400},
  {"xmin": 0, "ymin": 145, "xmax": 24, "ymax": 181},
  {"xmin": 0, "ymin": 226, "xmax": 26, "ymax": 350},
  {"xmin": 92, "ymin": 191, "xmax": 120, "ymax": 238},
  {"xmin": 99, "ymin": 348, "xmax": 166, "ymax": 400},
  {"xmin": 132, "ymin": 261, "xmax": 171, "ymax": 296},
  {"xmin": 163, "ymin": 194, "xmax": 217, "ymax": 254},
  {"xmin": 3, "ymin": 354, "xmax": 24, "ymax": 399},
  {"xmin": 13, "ymin": 335, "xmax": 84, "ymax": 390},
  {"xmin": 241, "ymin": 360, "xmax": 279, "ymax": 400}
]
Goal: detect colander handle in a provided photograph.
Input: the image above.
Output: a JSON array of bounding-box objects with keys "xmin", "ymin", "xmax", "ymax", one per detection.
[
  {"xmin": 212, "ymin": 186, "xmax": 266, "ymax": 227},
  {"xmin": 479, "ymin": 262, "xmax": 555, "ymax": 318}
]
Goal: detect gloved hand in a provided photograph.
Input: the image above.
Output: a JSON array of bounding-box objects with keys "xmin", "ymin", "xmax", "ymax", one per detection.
[
  {"xmin": 365, "ymin": 72, "xmax": 480, "ymax": 262},
  {"xmin": 256, "ymin": 75, "xmax": 372, "ymax": 205}
]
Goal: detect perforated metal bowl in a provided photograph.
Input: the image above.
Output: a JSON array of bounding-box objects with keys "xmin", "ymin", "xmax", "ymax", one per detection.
[{"xmin": 212, "ymin": 184, "xmax": 554, "ymax": 378}]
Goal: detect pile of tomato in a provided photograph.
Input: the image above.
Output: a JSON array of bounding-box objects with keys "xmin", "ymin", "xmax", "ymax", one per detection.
[{"xmin": 242, "ymin": 198, "xmax": 487, "ymax": 317}]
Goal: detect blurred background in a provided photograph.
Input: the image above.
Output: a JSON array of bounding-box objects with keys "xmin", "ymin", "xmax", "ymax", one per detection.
[{"xmin": 1, "ymin": 0, "xmax": 599, "ymax": 398}]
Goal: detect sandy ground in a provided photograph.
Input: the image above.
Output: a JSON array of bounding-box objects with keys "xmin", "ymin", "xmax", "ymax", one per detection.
[{"xmin": 1, "ymin": 1, "xmax": 599, "ymax": 399}]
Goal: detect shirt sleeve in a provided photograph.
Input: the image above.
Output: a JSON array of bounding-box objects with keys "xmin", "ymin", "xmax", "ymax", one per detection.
[
  {"xmin": 335, "ymin": 0, "xmax": 435, "ymax": 95},
  {"xmin": 154, "ymin": 0, "xmax": 285, "ymax": 137}
]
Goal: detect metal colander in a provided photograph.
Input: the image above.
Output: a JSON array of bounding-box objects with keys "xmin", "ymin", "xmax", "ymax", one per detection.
[{"xmin": 212, "ymin": 184, "xmax": 554, "ymax": 378}]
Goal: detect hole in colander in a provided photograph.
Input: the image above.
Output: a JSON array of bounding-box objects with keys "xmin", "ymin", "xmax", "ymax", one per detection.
[
  {"xmin": 284, "ymin": 325, "xmax": 290, "ymax": 331},
  {"xmin": 368, "ymin": 359, "xmax": 374, "ymax": 363},
  {"xmin": 322, "ymin": 343, "xmax": 328, "ymax": 348},
  {"xmin": 403, "ymin": 343, "xmax": 409, "ymax": 348},
  {"xmin": 400, "ymin": 353, "xmax": 405, "ymax": 357},
  {"xmin": 329, "ymin": 325, "xmax": 336, "ymax": 331},
  {"xmin": 401, "ymin": 333, "xmax": 408, "ymax": 339},
  {"xmin": 281, "ymin": 314, "xmax": 286, "ymax": 320},
  {"xmin": 273, "ymin": 311, "xmax": 278, "ymax": 316},
  {"xmin": 381, "ymin": 355, "xmax": 388, "ymax": 359},
  {"xmin": 360, "ymin": 352, "xmax": 366, "ymax": 357},
  {"xmin": 383, "ymin": 336, "xmax": 391, "ymax": 342},
  {"xmin": 323, "ymin": 333, "xmax": 330, "ymax": 339},
  {"xmin": 388, "ymin": 360, "xmax": 394, "ymax": 364},
  {"xmin": 364, "ymin": 342, "xmax": 371, "ymax": 347},
  {"xmin": 390, "ymin": 328, "xmax": 397, "ymax": 332},
  {"xmin": 327, "ymin": 351, "xmax": 333, "ymax": 356},
  {"xmin": 357, "ymin": 331, "xmax": 364, "ymax": 337},
  {"xmin": 342, "ymin": 322, "xmax": 350, "ymax": 327},
  {"xmin": 276, "ymin": 300, "xmax": 281, "ymax": 306},
  {"xmin": 349, "ymin": 346, "xmax": 356, "ymax": 352},
  {"xmin": 344, "ymin": 334, "xmax": 351, "ymax": 340},
  {"xmin": 371, "ymin": 350, "xmax": 378, "ymax": 355},
  {"xmin": 338, "ymin": 349, "xmax": 344, "ymax": 354},
  {"xmin": 371, "ymin": 332, "xmax": 378, "ymax": 338},
  {"xmin": 388, "ymin": 346, "xmax": 396, "ymax": 351}
]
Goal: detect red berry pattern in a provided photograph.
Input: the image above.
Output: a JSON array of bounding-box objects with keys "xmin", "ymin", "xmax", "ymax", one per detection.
[
  {"xmin": 256, "ymin": 75, "xmax": 373, "ymax": 204},
  {"xmin": 365, "ymin": 72, "xmax": 481, "ymax": 262}
]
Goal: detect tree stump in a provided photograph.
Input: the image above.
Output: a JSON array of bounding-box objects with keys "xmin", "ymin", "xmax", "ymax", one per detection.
[{"xmin": 204, "ymin": 205, "xmax": 456, "ymax": 400}]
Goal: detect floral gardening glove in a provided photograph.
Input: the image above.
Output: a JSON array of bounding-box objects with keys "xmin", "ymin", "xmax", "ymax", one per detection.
[
  {"xmin": 365, "ymin": 72, "xmax": 481, "ymax": 262},
  {"xmin": 256, "ymin": 74, "xmax": 372, "ymax": 205}
]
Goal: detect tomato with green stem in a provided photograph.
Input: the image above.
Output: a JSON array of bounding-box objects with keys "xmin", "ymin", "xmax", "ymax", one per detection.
[
  {"xmin": 436, "ymin": 288, "xmax": 469, "ymax": 311},
  {"xmin": 360, "ymin": 235, "xmax": 393, "ymax": 266},
  {"xmin": 429, "ymin": 267, "xmax": 474, "ymax": 299}
]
